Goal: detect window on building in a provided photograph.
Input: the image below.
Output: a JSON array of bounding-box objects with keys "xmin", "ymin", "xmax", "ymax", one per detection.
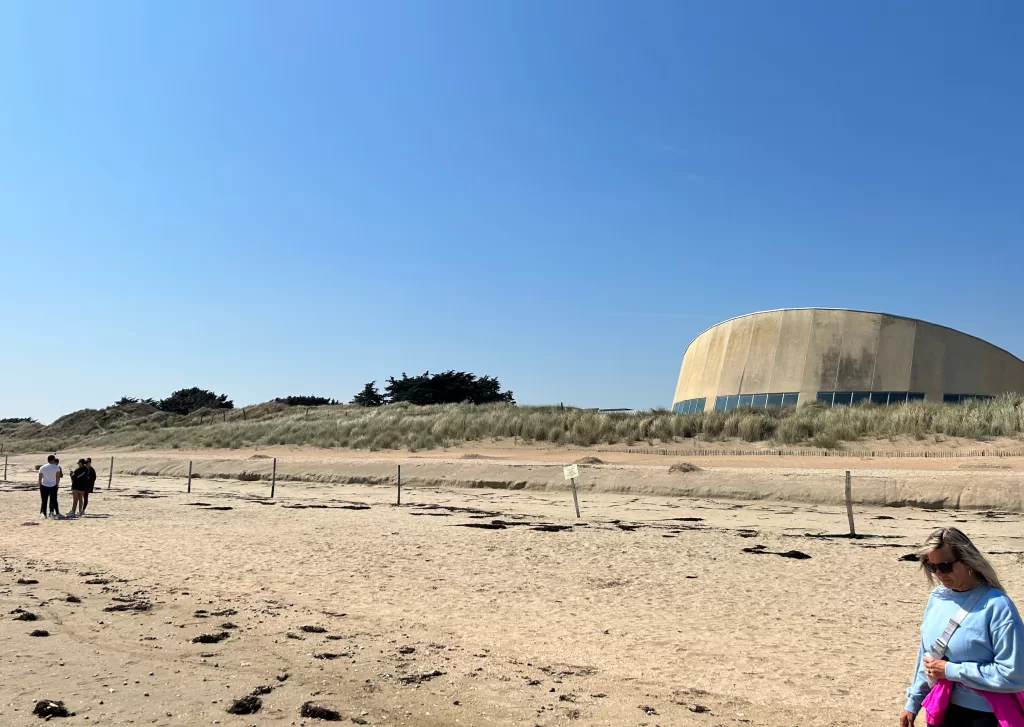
[
  {"xmin": 817, "ymin": 391, "xmax": 930, "ymax": 407},
  {"xmin": 709, "ymin": 392, "xmax": 800, "ymax": 411},
  {"xmin": 942, "ymin": 394, "xmax": 995, "ymax": 404},
  {"xmin": 673, "ymin": 397, "xmax": 710, "ymax": 414},
  {"xmin": 832, "ymin": 392, "xmax": 854, "ymax": 406}
]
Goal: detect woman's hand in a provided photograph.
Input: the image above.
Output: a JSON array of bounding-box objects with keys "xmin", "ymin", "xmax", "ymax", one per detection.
[
  {"xmin": 899, "ymin": 710, "xmax": 916, "ymax": 727},
  {"xmin": 923, "ymin": 655, "xmax": 949, "ymax": 681}
]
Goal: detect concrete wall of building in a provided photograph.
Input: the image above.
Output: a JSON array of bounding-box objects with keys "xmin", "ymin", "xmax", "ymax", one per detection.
[
  {"xmin": 673, "ymin": 309, "xmax": 1024, "ymax": 410},
  {"xmin": 771, "ymin": 308, "xmax": 814, "ymax": 394}
]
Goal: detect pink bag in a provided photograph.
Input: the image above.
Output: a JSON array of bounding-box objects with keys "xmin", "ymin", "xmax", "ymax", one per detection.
[{"xmin": 922, "ymin": 679, "xmax": 1024, "ymax": 727}]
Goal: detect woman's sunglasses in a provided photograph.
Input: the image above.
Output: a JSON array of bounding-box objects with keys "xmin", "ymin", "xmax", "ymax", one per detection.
[{"xmin": 923, "ymin": 559, "xmax": 959, "ymax": 574}]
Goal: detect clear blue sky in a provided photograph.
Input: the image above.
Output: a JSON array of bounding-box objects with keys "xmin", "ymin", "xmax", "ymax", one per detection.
[{"xmin": 3, "ymin": 1, "xmax": 1023, "ymax": 423}]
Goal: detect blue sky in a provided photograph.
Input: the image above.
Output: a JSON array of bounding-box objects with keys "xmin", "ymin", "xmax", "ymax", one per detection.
[{"xmin": 3, "ymin": 1, "xmax": 1023, "ymax": 423}]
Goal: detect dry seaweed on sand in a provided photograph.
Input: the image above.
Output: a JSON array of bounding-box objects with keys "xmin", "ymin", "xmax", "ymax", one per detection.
[
  {"xmin": 226, "ymin": 695, "xmax": 262, "ymax": 715},
  {"xmin": 33, "ymin": 700, "xmax": 73, "ymax": 718},
  {"xmin": 300, "ymin": 701, "xmax": 342, "ymax": 721},
  {"xmin": 741, "ymin": 544, "xmax": 811, "ymax": 560},
  {"xmin": 191, "ymin": 631, "xmax": 230, "ymax": 644}
]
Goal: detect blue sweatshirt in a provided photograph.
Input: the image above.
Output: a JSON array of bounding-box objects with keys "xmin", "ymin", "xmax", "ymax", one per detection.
[{"xmin": 906, "ymin": 585, "xmax": 1024, "ymax": 715}]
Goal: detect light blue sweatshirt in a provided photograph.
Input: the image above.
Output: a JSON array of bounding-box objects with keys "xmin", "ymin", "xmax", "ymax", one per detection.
[{"xmin": 906, "ymin": 585, "xmax": 1024, "ymax": 715}]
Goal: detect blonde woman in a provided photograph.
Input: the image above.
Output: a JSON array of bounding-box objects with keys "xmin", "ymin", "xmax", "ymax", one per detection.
[{"xmin": 902, "ymin": 527, "xmax": 1024, "ymax": 726}]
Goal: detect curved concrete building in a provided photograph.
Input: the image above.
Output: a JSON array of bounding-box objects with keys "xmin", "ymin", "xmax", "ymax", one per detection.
[{"xmin": 672, "ymin": 309, "xmax": 1024, "ymax": 414}]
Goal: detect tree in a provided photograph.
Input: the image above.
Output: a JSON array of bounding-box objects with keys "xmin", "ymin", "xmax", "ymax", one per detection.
[
  {"xmin": 158, "ymin": 388, "xmax": 234, "ymax": 415},
  {"xmin": 351, "ymin": 381, "xmax": 385, "ymax": 407},
  {"xmin": 274, "ymin": 396, "xmax": 338, "ymax": 407},
  {"xmin": 114, "ymin": 396, "xmax": 159, "ymax": 408},
  {"xmin": 383, "ymin": 371, "xmax": 514, "ymax": 405}
]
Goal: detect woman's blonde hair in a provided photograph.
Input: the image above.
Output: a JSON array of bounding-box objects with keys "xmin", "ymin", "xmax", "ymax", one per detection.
[{"xmin": 918, "ymin": 527, "xmax": 1005, "ymax": 592}]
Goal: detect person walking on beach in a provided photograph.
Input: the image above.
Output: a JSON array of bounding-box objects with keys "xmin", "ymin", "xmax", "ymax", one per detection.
[
  {"xmin": 901, "ymin": 527, "xmax": 1024, "ymax": 727},
  {"xmin": 69, "ymin": 459, "xmax": 90, "ymax": 517},
  {"xmin": 37, "ymin": 455, "xmax": 62, "ymax": 519},
  {"xmin": 83, "ymin": 457, "xmax": 97, "ymax": 513}
]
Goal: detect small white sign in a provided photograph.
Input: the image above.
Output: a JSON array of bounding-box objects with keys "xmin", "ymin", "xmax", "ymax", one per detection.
[{"xmin": 563, "ymin": 464, "xmax": 579, "ymax": 480}]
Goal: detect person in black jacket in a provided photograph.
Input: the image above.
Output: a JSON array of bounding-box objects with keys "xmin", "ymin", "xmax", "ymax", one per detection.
[
  {"xmin": 83, "ymin": 457, "xmax": 97, "ymax": 514},
  {"xmin": 70, "ymin": 459, "xmax": 89, "ymax": 517}
]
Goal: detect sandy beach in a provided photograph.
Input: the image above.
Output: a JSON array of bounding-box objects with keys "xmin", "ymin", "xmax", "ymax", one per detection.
[{"xmin": 3, "ymin": 448, "xmax": 1023, "ymax": 726}]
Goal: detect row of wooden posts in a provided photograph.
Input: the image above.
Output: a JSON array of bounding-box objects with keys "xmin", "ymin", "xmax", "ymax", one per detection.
[
  {"xmin": 182, "ymin": 458, "xmax": 401, "ymax": 503},
  {"xmin": 176, "ymin": 461, "xmax": 855, "ymax": 534},
  {"xmin": 0, "ymin": 455, "xmax": 858, "ymax": 534}
]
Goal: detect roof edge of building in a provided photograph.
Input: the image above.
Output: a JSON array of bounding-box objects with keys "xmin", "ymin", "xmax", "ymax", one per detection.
[{"xmin": 684, "ymin": 308, "xmax": 1024, "ymax": 365}]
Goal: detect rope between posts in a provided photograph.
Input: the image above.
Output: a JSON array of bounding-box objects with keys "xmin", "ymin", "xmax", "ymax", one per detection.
[{"xmin": 594, "ymin": 447, "xmax": 1024, "ymax": 459}]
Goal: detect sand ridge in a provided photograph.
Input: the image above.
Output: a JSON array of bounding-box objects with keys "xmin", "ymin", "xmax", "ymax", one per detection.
[{"xmin": 6, "ymin": 445, "xmax": 1024, "ymax": 511}]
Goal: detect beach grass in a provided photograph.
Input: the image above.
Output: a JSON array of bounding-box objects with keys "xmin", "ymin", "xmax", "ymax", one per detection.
[{"xmin": 3, "ymin": 396, "xmax": 1024, "ymax": 454}]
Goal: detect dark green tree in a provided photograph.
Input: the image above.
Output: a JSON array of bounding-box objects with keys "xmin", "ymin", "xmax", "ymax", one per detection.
[
  {"xmin": 351, "ymin": 382, "xmax": 385, "ymax": 407},
  {"xmin": 158, "ymin": 388, "xmax": 234, "ymax": 415},
  {"xmin": 384, "ymin": 371, "xmax": 514, "ymax": 405},
  {"xmin": 274, "ymin": 396, "xmax": 338, "ymax": 407}
]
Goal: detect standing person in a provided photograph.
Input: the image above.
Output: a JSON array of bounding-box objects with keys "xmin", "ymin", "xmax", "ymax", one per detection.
[
  {"xmin": 83, "ymin": 457, "xmax": 97, "ymax": 514},
  {"xmin": 37, "ymin": 455, "xmax": 62, "ymax": 519},
  {"xmin": 69, "ymin": 459, "xmax": 89, "ymax": 517},
  {"xmin": 901, "ymin": 527, "xmax": 1024, "ymax": 727}
]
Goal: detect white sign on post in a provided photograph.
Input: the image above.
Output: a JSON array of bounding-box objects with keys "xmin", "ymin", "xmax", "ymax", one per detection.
[{"xmin": 563, "ymin": 464, "xmax": 579, "ymax": 480}]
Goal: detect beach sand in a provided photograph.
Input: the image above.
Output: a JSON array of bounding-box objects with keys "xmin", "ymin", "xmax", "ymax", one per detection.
[{"xmin": 2, "ymin": 450, "xmax": 1023, "ymax": 726}]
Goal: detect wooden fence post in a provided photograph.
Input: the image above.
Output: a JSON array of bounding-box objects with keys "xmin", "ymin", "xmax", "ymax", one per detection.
[
  {"xmin": 187, "ymin": 460, "xmax": 193, "ymax": 493},
  {"xmin": 3, "ymin": 454, "xmax": 7, "ymax": 482},
  {"xmin": 108, "ymin": 456, "xmax": 114, "ymax": 489},
  {"xmin": 397, "ymin": 464, "xmax": 401, "ymax": 505},
  {"xmin": 270, "ymin": 457, "xmax": 277, "ymax": 498},
  {"xmin": 845, "ymin": 470, "xmax": 856, "ymax": 537}
]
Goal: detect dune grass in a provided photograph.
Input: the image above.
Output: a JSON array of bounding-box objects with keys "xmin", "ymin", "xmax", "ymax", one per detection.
[{"xmin": 3, "ymin": 396, "xmax": 1024, "ymax": 454}]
